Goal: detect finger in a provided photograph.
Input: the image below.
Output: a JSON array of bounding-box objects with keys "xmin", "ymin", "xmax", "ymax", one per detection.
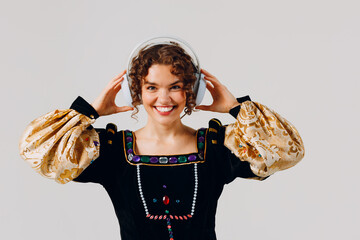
[
  {"xmin": 205, "ymin": 86, "xmax": 220, "ymax": 104},
  {"xmin": 104, "ymin": 79, "xmax": 122, "ymax": 96},
  {"xmin": 201, "ymin": 68, "xmax": 215, "ymax": 78},
  {"xmin": 115, "ymin": 106, "xmax": 134, "ymax": 113},
  {"xmin": 205, "ymin": 81, "xmax": 218, "ymax": 96},
  {"xmin": 111, "ymin": 74, "xmax": 122, "ymax": 82},
  {"xmin": 111, "ymin": 70, "xmax": 127, "ymax": 82},
  {"xmin": 195, "ymin": 105, "xmax": 213, "ymax": 111},
  {"xmin": 204, "ymin": 75, "xmax": 221, "ymax": 85},
  {"xmin": 103, "ymin": 77, "xmax": 124, "ymax": 98},
  {"xmin": 113, "ymin": 80, "xmax": 123, "ymax": 92},
  {"xmin": 114, "ymin": 78, "xmax": 124, "ymax": 91},
  {"xmin": 206, "ymin": 81, "xmax": 215, "ymax": 89}
]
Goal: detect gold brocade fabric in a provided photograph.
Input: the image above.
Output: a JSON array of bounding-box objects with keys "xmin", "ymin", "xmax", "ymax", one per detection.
[
  {"xmin": 19, "ymin": 109, "xmax": 100, "ymax": 184},
  {"xmin": 224, "ymin": 101, "xmax": 305, "ymax": 178}
]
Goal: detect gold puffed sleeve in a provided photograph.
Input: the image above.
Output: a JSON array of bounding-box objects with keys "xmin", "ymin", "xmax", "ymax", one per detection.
[
  {"xmin": 224, "ymin": 101, "xmax": 304, "ymax": 178},
  {"xmin": 19, "ymin": 109, "xmax": 100, "ymax": 184}
]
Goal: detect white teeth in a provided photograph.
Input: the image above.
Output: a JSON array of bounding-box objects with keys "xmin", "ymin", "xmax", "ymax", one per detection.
[{"xmin": 155, "ymin": 106, "xmax": 174, "ymax": 112}]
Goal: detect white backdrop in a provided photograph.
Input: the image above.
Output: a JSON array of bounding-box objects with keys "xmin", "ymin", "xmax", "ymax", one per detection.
[{"xmin": 1, "ymin": 0, "xmax": 359, "ymax": 239}]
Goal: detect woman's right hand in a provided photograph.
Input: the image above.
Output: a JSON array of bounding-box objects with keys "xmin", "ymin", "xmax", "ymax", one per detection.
[{"xmin": 91, "ymin": 70, "xmax": 134, "ymax": 116}]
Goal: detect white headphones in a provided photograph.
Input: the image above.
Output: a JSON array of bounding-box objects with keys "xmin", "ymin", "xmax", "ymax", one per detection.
[{"xmin": 121, "ymin": 36, "xmax": 206, "ymax": 107}]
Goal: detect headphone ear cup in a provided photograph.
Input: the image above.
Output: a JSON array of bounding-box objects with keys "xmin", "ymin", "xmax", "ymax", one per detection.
[
  {"xmin": 121, "ymin": 74, "xmax": 134, "ymax": 107},
  {"xmin": 194, "ymin": 73, "xmax": 206, "ymax": 106}
]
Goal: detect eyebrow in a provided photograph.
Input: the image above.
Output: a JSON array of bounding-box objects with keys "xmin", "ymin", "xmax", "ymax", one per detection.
[{"xmin": 144, "ymin": 80, "xmax": 183, "ymax": 86}]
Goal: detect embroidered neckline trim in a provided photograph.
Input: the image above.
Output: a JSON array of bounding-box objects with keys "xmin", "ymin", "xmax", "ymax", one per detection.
[{"xmin": 123, "ymin": 128, "xmax": 207, "ymax": 166}]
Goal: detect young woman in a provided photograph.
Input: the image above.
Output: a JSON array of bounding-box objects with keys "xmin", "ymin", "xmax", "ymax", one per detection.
[{"xmin": 19, "ymin": 39, "xmax": 305, "ymax": 240}]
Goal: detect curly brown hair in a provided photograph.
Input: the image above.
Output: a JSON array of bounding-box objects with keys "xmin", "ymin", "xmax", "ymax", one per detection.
[{"xmin": 128, "ymin": 42, "xmax": 198, "ymax": 119}]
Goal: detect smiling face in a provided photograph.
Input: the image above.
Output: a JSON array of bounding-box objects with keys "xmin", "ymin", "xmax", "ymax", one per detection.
[
  {"xmin": 128, "ymin": 44, "xmax": 197, "ymax": 119},
  {"xmin": 141, "ymin": 64, "xmax": 186, "ymax": 125}
]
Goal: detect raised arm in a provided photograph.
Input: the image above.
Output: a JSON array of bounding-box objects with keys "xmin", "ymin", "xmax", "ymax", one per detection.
[
  {"xmin": 197, "ymin": 69, "xmax": 305, "ymax": 179},
  {"xmin": 19, "ymin": 71, "xmax": 133, "ymax": 184},
  {"xmin": 225, "ymin": 98, "xmax": 304, "ymax": 178},
  {"xmin": 19, "ymin": 97, "xmax": 100, "ymax": 184}
]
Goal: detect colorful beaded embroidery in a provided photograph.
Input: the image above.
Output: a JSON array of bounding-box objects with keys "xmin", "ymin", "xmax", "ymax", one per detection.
[{"xmin": 123, "ymin": 128, "xmax": 207, "ymax": 166}]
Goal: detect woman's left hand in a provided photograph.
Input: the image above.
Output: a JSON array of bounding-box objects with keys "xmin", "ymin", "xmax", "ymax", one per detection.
[{"xmin": 195, "ymin": 69, "xmax": 240, "ymax": 113}]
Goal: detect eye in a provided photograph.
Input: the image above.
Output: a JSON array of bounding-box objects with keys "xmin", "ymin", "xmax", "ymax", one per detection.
[
  {"xmin": 171, "ymin": 85, "xmax": 182, "ymax": 90},
  {"xmin": 146, "ymin": 86, "xmax": 156, "ymax": 90}
]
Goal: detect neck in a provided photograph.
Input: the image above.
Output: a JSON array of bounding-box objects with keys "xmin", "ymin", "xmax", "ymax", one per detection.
[{"xmin": 141, "ymin": 118, "xmax": 187, "ymax": 141}]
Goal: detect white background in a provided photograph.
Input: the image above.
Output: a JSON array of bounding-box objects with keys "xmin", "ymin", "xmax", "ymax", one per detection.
[{"xmin": 1, "ymin": 0, "xmax": 359, "ymax": 239}]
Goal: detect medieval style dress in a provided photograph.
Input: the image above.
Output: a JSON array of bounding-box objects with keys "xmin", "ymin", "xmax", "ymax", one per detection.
[{"xmin": 19, "ymin": 95, "xmax": 304, "ymax": 240}]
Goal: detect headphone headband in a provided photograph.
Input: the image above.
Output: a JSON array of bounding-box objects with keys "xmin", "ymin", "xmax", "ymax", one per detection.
[{"xmin": 126, "ymin": 36, "xmax": 201, "ymax": 76}]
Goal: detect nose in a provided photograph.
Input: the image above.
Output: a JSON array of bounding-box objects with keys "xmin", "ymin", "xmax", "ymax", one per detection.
[{"xmin": 158, "ymin": 89, "xmax": 171, "ymax": 103}]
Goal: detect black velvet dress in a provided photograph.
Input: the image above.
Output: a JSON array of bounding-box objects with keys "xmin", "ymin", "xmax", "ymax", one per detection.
[
  {"xmin": 20, "ymin": 96, "xmax": 304, "ymax": 240},
  {"xmin": 72, "ymin": 96, "xmax": 261, "ymax": 240}
]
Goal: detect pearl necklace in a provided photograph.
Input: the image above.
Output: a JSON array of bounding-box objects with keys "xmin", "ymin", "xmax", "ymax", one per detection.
[{"xmin": 136, "ymin": 163, "xmax": 199, "ymax": 239}]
